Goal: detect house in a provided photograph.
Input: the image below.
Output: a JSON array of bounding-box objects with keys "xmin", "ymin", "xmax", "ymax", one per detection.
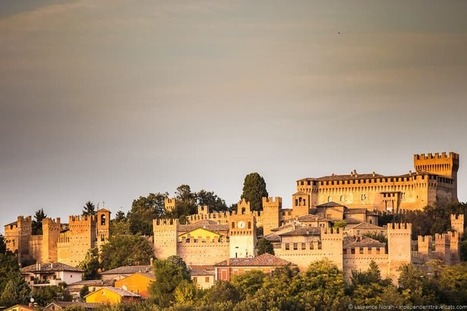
[
  {"xmin": 43, "ymin": 301, "xmax": 100, "ymax": 311},
  {"xmin": 20, "ymin": 262, "xmax": 83, "ymax": 286},
  {"xmin": 214, "ymin": 253, "xmax": 292, "ymax": 281},
  {"xmin": 189, "ymin": 265, "xmax": 215, "ymax": 289},
  {"xmin": 3, "ymin": 305, "xmax": 36, "ymax": 311},
  {"xmin": 114, "ymin": 272, "xmax": 155, "ymax": 299},
  {"xmin": 84, "ymin": 287, "xmax": 141, "ymax": 304},
  {"xmin": 100, "ymin": 265, "xmax": 152, "ymax": 282},
  {"xmin": 66, "ymin": 279, "xmax": 113, "ymax": 301}
]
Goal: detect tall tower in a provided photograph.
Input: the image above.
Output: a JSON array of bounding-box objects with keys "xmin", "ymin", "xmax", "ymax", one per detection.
[
  {"xmin": 229, "ymin": 199, "xmax": 256, "ymax": 258},
  {"xmin": 262, "ymin": 197, "xmax": 282, "ymax": 236},
  {"xmin": 96, "ymin": 209, "xmax": 111, "ymax": 250},
  {"xmin": 388, "ymin": 223, "xmax": 412, "ymax": 282},
  {"xmin": 153, "ymin": 219, "xmax": 178, "ymax": 259},
  {"xmin": 413, "ymin": 152, "xmax": 459, "ymax": 199},
  {"xmin": 42, "ymin": 218, "xmax": 61, "ymax": 263}
]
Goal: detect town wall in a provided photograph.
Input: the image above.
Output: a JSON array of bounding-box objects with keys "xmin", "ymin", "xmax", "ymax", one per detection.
[
  {"xmin": 343, "ymin": 247, "xmax": 389, "ymax": 281},
  {"xmin": 178, "ymin": 238, "xmax": 230, "ymax": 266}
]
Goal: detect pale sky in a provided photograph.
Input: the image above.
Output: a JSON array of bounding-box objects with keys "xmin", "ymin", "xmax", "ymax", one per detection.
[{"xmin": 1, "ymin": 0, "xmax": 467, "ymax": 231}]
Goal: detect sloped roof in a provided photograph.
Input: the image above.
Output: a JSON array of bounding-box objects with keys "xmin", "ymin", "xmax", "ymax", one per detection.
[
  {"xmin": 264, "ymin": 233, "xmax": 281, "ymax": 242},
  {"xmin": 189, "ymin": 265, "xmax": 215, "ymax": 276},
  {"xmin": 297, "ymin": 214, "xmax": 329, "ymax": 222},
  {"xmin": 85, "ymin": 287, "xmax": 141, "ymax": 298},
  {"xmin": 318, "ymin": 173, "xmax": 384, "ymax": 181},
  {"xmin": 21, "ymin": 262, "xmax": 83, "ymax": 273},
  {"xmin": 345, "ymin": 208, "xmax": 368, "ymax": 214},
  {"xmin": 343, "ymin": 236, "xmax": 386, "ymax": 248},
  {"xmin": 44, "ymin": 302, "xmax": 101, "ymax": 310},
  {"xmin": 351, "ymin": 222, "xmax": 385, "ymax": 230},
  {"xmin": 101, "ymin": 265, "xmax": 152, "ymax": 275},
  {"xmin": 215, "ymin": 253, "xmax": 291, "ymax": 267},
  {"xmin": 292, "ymin": 191, "xmax": 308, "ymax": 196},
  {"xmin": 316, "ymin": 202, "xmax": 346, "ymax": 208},
  {"xmin": 278, "ymin": 226, "xmax": 321, "ymax": 237}
]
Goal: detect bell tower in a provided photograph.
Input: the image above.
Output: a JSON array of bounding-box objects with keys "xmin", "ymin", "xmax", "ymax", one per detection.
[
  {"xmin": 229, "ymin": 199, "xmax": 256, "ymax": 258},
  {"xmin": 96, "ymin": 209, "xmax": 110, "ymax": 250}
]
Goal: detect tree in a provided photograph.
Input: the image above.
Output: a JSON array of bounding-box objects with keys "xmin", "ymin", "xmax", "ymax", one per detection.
[
  {"xmin": 348, "ymin": 261, "xmax": 393, "ymax": 306},
  {"xmin": 100, "ymin": 235, "xmax": 154, "ymax": 270},
  {"xmin": 256, "ymin": 238, "xmax": 274, "ymax": 255},
  {"xmin": 128, "ymin": 192, "xmax": 168, "ymax": 235},
  {"xmin": 231, "ymin": 270, "xmax": 266, "ymax": 299},
  {"xmin": 398, "ymin": 263, "xmax": 440, "ymax": 305},
  {"xmin": 82, "ymin": 201, "xmax": 96, "ymax": 216},
  {"xmin": 0, "ymin": 246, "xmax": 30, "ymax": 307},
  {"xmin": 149, "ymin": 256, "xmax": 191, "ymax": 307},
  {"xmin": 79, "ymin": 248, "xmax": 100, "ymax": 280},
  {"xmin": 79, "ymin": 285, "xmax": 90, "ymax": 299},
  {"xmin": 241, "ymin": 173, "xmax": 268, "ymax": 212},
  {"xmin": 196, "ymin": 190, "xmax": 228, "ymax": 212},
  {"xmin": 32, "ymin": 208, "xmax": 47, "ymax": 235}
]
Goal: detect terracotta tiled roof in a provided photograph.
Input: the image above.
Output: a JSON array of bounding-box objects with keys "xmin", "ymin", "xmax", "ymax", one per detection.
[
  {"xmin": 215, "ymin": 253, "xmax": 291, "ymax": 267},
  {"xmin": 292, "ymin": 191, "xmax": 308, "ymax": 196},
  {"xmin": 21, "ymin": 262, "xmax": 83, "ymax": 273},
  {"xmin": 264, "ymin": 233, "xmax": 281, "ymax": 242},
  {"xmin": 85, "ymin": 287, "xmax": 141, "ymax": 298},
  {"xmin": 278, "ymin": 227, "xmax": 320, "ymax": 237},
  {"xmin": 344, "ymin": 236, "xmax": 386, "ymax": 248},
  {"xmin": 350, "ymin": 222, "xmax": 385, "ymax": 230},
  {"xmin": 45, "ymin": 302, "xmax": 101, "ymax": 310},
  {"xmin": 189, "ymin": 265, "xmax": 215, "ymax": 276},
  {"xmin": 101, "ymin": 265, "xmax": 152, "ymax": 275},
  {"xmin": 297, "ymin": 214, "xmax": 329, "ymax": 222}
]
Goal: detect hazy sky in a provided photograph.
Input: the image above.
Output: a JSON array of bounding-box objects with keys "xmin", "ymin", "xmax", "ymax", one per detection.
[{"xmin": 1, "ymin": 0, "xmax": 467, "ymax": 230}]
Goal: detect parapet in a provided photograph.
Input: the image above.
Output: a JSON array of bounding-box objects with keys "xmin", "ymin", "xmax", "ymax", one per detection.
[
  {"xmin": 262, "ymin": 197, "xmax": 282, "ymax": 204},
  {"xmin": 414, "ymin": 152, "xmax": 459, "ymax": 160},
  {"xmin": 153, "ymin": 218, "xmax": 179, "ymax": 227},
  {"xmin": 387, "ymin": 223, "xmax": 412, "ymax": 232},
  {"xmin": 69, "ymin": 215, "xmax": 95, "ymax": 223}
]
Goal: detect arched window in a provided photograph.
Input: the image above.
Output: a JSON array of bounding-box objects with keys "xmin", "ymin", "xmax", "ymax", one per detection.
[
  {"xmin": 248, "ymin": 221, "xmax": 252, "ymax": 229},
  {"xmin": 231, "ymin": 222, "xmax": 235, "ymax": 229},
  {"xmin": 100, "ymin": 214, "xmax": 106, "ymax": 225}
]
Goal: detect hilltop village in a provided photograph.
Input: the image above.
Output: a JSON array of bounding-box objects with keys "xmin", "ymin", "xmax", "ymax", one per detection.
[{"xmin": 3, "ymin": 151, "xmax": 465, "ymax": 303}]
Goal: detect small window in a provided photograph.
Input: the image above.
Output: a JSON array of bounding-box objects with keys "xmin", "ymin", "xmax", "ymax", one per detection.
[{"xmin": 205, "ymin": 277, "xmax": 210, "ymax": 283}]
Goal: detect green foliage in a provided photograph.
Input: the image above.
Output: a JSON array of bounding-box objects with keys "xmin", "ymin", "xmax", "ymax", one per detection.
[
  {"xmin": 79, "ymin": 285, "xmax": 90, "ymax": 299},
  {"xmin": 333, "ymin": 220, "xmax": 347, "ymax": 229},
  {"xmin": 397, "ymin": 202, "xmax": 466, "ymax": 239},
  {"xmin": 241, "ymin": 173, "xmax": 268, "ymax": 212},
  {"xmin": 348, "ymin": 261, "xmax": 394, "ymax": 306},
  {"xmin": 231, "ymin": 270, "xmax": 266, "ymax": 299},
  {"xmin": 0, "ymin": 235, "xmax": 6, "ymax": 254},
  {"xmin": 149, "ymin": 256, "xmax": 191, "ymax": 308},
  {"xmin": 256, "ymin": 238, "xmax": 274, "ymax": 255},
  {"xmin": 397, "ymin": 263, "xmax": 440, "ymax": 305},
  {"xmin": 82, "ymin": 201, "xmax": 96, "ymax": 216},
  {"xmin": 32, "ymin": 208, "xmax": 47, "ymax": 235},
  {"xmin": 196, "ymin": 190, "xmax": 228, "ymax": 212},
  {"xmin": 79, "ymin": 247, "xmax": 100, "ymax": 280},
  {"xmin": 203, "ymin": 281, "xmax": 240, "ymax": 306},
  {"xmin": 128, "ymin": 192, "xmax": 168, "ymax": 235},
  {"xmin": 32, "ymin": 283, "xmax": 71, "ymax": 306},
  {"xmin": 0, "ymin": 250, "xmax": 30, "ymax": 307},
  {"xmin": 100, "ymin": 235, "xmax": 154, "ymax": 270}
]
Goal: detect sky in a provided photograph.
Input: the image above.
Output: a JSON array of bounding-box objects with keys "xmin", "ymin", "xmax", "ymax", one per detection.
[{"xmin": 1, "ymin": 0, "xmax": 467, "ymax": 231}]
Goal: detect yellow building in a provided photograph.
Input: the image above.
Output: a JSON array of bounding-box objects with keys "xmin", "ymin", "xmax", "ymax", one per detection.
[
  {"xmin": 114, "ymin": 272, "xmax": 155, "ymax": 299},
  {"xmin": 84, "ymin": 287, "xmax": 141, "ymax": 304}
]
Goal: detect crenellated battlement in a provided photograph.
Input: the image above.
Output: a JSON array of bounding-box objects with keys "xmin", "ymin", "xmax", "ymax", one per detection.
[
  {"xmin": 262, "ymin": 197, "xmax": 282, "ymax": 205},
  {"xmin": 387, "ymin": 223, "xmax": 412, "ymax": 232},
  {"xmin": 414, "ymin": 152, "xmax": 459, "ymax": 160},
  {"xmin": 69, "ymin": 215, "xmax": 96, "ymax": 223},
  {"xmin": 178, "ymin": 237, "xmax": 229, "ymax": 244},
  {"xmin": 153, "ymin": 218, "xmax": 179, "ymax": 227},
  {"xmin": 42, "ymin": 218, "xmax": 61, "ymax": 225}
]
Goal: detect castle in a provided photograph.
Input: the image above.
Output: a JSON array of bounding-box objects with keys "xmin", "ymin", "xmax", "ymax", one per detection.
[
  {"xmin": 3, "ymin": 151, "xmax": 464, "ymax": 282},
  {"xmin": 3, "ymin": 209, "xmax": 110, "ymax": 266},
  {"xmin": 294, "ymin": 152, "xmax": 459, "ymax": 212}
]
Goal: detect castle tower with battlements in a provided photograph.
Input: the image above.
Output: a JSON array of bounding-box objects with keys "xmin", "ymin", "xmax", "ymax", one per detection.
[
  {"xmin": 387, "ymin": 223, "xmax": 412, "ymax": 281},
  {"xmin": 296, "ymin": 152, "xmax": 459, "ymax": 212},
  {"xmin": 153, "ymin": 218, "xmax": 179, "ymax": 259}
]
